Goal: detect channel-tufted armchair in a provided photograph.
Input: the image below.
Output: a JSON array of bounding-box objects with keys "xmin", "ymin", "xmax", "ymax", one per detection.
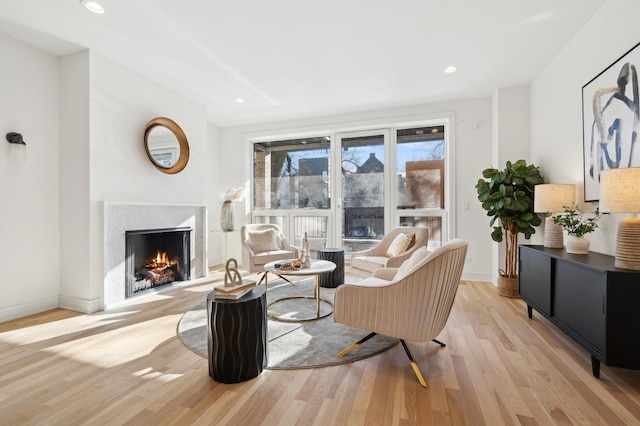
[
  {"xmin": 334, "ymin": 239, "xmax": 468, "ymax": 387},
  {"xmin": 349, "ymin": 226, "xmax": 429, "ymax": 276},
  {"xmin": 240, "ymin": 224, "xmax": 298, "ymax": 276}
]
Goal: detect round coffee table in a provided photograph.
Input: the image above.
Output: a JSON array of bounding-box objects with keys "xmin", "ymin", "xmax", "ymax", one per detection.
[{"xmin": 263, "ymin": 259, "xmax": 336, "ymax": 322}]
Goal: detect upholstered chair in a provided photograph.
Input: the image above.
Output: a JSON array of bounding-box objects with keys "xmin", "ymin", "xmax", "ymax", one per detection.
[
  {"xmin": 334, "ymin": 239, "xmax": 468, "ymax": 387},
  {"xmin": 349, "ymin": 226, "xmax": 429, "ymax": 276},
  {"xmin": 240, "ymin": 224, "xmax": 298, "ymax": 275}
]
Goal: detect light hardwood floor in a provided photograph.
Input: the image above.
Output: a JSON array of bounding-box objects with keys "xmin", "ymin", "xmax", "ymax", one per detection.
[{"xmin": 2, "ymin": 274, "xmax": 640, "ymax": 425}]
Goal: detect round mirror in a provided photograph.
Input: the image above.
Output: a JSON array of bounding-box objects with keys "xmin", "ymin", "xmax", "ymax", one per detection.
[{"xmin": 144, "ymin": 117, "xmax": 190, "ymax": 174}]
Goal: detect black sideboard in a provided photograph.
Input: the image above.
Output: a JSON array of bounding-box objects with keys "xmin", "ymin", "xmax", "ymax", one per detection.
[{"xmin": 519, "ymin": 245, "xmax": 640, "ymax": 378}]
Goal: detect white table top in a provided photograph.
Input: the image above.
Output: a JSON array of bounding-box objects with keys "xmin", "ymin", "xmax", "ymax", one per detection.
[{"xmin": 264, "ymin": 259, "xmax": 336, "ymax": 275}]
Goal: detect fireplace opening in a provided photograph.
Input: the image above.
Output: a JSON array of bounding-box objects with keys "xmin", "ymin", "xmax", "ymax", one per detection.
[{"xmin": 125, "ymin": 227, "xmax": 192, "ymax": 298}]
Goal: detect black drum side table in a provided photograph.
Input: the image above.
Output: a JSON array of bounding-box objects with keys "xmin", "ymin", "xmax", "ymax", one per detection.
[
  {"xmin": 317, "ymin": 248, "xmax": 345, "ymax": 288},
  {"xmin": 206, "ymin": 286, "xmax": 267, "ymax": 383}
]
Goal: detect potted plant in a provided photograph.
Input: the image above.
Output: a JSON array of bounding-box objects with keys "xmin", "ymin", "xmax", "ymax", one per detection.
[
  {"xmin": 553, "ymin": 205, "xmax": 603, "ymax": 254},
  {"xmin": 475, "ymin": 159, "xmax": 544, "ymax": 297}
]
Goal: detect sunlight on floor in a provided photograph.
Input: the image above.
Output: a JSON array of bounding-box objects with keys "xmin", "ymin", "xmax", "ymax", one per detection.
[
  {"xmin": 39, "ymin": 314, "xmax": 184, "ymax": 368},
  {"xmin": 133, "ymin": 367, "xmax": 183, "ymax": 382}
]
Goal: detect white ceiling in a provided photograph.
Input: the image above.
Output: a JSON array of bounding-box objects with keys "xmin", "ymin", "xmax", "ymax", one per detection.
[{"xmin": 0, "ymin": 0, "xmax": 606, "ymax": 127}]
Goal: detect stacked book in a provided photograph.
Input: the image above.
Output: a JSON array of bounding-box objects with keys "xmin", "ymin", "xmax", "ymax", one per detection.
[{"xmin": 214, "ymin": 279, "xmax": 257, "ymax": 300}]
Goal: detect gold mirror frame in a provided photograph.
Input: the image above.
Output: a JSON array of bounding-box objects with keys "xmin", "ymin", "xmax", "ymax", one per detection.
[{"xmin": 144, "ymin": 117, "xmax": 190, "ymax": 174}]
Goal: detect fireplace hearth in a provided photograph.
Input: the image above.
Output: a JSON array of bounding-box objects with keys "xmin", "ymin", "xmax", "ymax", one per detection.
[{"xmin": 125, "ymin": 227, "xmax": 192, "ymax": 298}]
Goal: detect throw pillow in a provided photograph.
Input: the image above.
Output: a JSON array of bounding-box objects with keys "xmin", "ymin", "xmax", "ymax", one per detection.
[
  {"xmin": 246, "ymin": 229, "xmax": 280, "ymax": 253},
  {"xmin": 386, "ymin": 233, "xmax": 415, "ymax": 257},
  {"xmin": 395, "ymin": 246, "xmax": 430, "ymax": 280},
  {"xmin": 406, "ymin": 233, "xmax": 417, "ymax": 250}
]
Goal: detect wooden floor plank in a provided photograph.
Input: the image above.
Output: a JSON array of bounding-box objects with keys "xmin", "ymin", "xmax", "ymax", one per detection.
[{"xmin": 1, "ymin": 277, "xmax": 640, "ymax": 425}]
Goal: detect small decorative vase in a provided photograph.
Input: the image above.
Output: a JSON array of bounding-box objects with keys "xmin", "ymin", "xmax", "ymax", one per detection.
[
  {"xmin": 220, "ymin": 201, "xmax": 234, "ymax": 232},
  {"xmin": 565, "ymin": 235, "xmax": 589, "ymax": 254},
  {"xmin": 301, "ymin": 232, "xmax": 311, "ymax": 268}
]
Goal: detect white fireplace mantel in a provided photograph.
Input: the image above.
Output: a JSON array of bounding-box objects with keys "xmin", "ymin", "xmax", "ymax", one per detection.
[{"xmin": 103, "ymin": 202, "xmax": 207, "ymax": 308}]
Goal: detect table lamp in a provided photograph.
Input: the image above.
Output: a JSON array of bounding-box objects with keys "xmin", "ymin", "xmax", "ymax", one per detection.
[
  {"xmin": 599, "ymin": 167, "xmax": 640, "ymax": 270},
  {"xmin": 534, "ymin": 184, "xmax": 576, "ymax": 248}
]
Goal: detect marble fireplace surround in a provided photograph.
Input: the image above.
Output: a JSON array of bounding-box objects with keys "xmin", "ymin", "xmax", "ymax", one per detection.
[{"xmin": 104, "ymin": 202, "xmax": 207, "ymax": 308}]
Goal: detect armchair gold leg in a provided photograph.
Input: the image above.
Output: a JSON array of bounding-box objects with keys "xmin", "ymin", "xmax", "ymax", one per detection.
[
  {"xmin": 410, "ymin": 361, "xmax": 428, "ymax": 388},
  {"xmin": 401, "ymin": 340, "xmax": 428, "ymax": 388},
  {"xmin": 337, "ymin": 332, "xmax": 377, "ymax": 357}
]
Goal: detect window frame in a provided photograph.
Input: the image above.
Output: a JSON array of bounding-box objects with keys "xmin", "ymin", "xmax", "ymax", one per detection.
[{"xmin": 246, "ymin": 113, "xmax": 456, "ymax": 249}]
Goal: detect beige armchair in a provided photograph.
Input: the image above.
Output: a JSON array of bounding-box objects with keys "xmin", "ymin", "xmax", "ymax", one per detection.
[
  {"xmin": 240, "ymin": 224, "xmax": 298, "ymax": 274},
  {"xmin": 349, "ymin": 226, "xmax": 429, "ymax": 276},
  {"xmin": 334, "ymin": 239, "xmax": 468, "ymax": 387}
]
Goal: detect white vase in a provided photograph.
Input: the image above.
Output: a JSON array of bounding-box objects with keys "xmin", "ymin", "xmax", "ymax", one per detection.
[
  {"xmin": 565, "ymin": 235, "xmax": 589, "ymax": 254},
  {"xmin": 220, "ymin": 201, "xmax": 234, "ymax": 232}
]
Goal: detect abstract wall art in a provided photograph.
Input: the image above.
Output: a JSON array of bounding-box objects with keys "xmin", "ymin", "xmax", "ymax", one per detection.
[{"xmin": 582, "ymin": 41, "xmax": 640, "ymax": 201}]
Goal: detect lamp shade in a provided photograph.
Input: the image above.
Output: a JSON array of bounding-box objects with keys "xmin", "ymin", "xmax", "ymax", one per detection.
[
  {"xmin": 534, "ymin": 184, "xmax": 576, "ymax": 213},
  {"xmin": 600, "ymin": 168, "xmax": 640, "ymax": 213}
]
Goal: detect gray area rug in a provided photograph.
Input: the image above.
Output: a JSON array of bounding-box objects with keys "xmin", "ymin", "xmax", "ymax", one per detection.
[{"xmin": 177, "ymin": 277, "xmax": 398, "ymax": 369}]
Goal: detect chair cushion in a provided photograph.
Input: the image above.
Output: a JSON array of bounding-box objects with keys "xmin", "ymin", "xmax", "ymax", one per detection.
[
  {"xmin": 246, "ymin": 229, "xmax": 280, "ymax": 254},
  {"xmin": 351, "ymin": 255, "xmax": 388, "ymax": 273},
  {"xmin": 395, "ymin": 246, "xmax": 430, "ymax": 280},
  {"xmin": 252, "ymin": 250, "xmax": 296, "ymax": 266},
  {"xmin": 386, "ymin": 233, "xmax": 415, "ymax": 257},
  {"xmin": 350, "ymin": 276, "xmax": 393, "ymax": 288}
]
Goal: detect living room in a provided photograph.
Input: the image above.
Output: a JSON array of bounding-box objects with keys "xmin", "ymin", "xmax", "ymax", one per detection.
[{"xmin": 2, "ymin": 0, "xmax": 640, "ymax": 423}]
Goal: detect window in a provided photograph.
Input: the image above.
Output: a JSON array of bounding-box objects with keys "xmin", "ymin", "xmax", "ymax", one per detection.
[
  {"xmin": 253, "ymin": 137, "xmax": 331, "ymax": 210},
  {"xmin": 253, "ymin": 137, "xmax": 332, "ymax": 254},
  {"xmin": 250, "ymin": 120, "xmax": 450, "ymax": 252},
  {"xmin": 395, "ymin": 126, "xmax": 445, "ymax": 248}
]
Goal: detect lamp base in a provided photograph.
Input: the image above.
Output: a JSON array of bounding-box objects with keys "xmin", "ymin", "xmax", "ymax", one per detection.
[
  {"xmin": 615, "ymin": 217, "xmax": 640, "ymax": 270},
  {"xmin": 544, "ymin": 216, "xmax": 564, "ymax": 248}
]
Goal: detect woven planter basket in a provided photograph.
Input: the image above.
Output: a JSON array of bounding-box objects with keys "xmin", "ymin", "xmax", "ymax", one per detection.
[{"xmin": 498, "ymin": 275, "xmax": 520, "ymax": 298}]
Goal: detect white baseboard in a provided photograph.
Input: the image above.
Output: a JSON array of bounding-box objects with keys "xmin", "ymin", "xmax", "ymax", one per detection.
[
  {"xmin": 461, "ymin": 272, "xmax": 494, "ymax": 284},
  {"xmin": 0, "ymin": 297, "xmax": 60, "ymax": 324},
  {"xmin": 58, "ymin": 296, "xmax": 102, "ymax": 314}
]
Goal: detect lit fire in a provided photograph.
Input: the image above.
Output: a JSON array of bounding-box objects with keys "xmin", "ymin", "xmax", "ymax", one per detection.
[{"xmin": 145, "ymin": 251, "xmax": 179, "ymax": 272}]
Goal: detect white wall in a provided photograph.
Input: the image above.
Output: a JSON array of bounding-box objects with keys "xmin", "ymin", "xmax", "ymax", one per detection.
[
  {"xmin": 207, "ymin": 122, "xmax": 223, "ymax": 267},
  {"xmin": 491, "ymin": 86, "xmax": 534, "ymax": 282},
  {"xmin": 1, "ymin": 36, "xmax": 217, "ymax": 321},
  {"xmin": 82, "ymin": 52, "xmax": 211, "ymax": 312},
  {"xmin": 212, "ymin": 100, "xmax": 495, "ymax": 282},
  {"xmin": 531, "ymin": 0, "xmax": 640, "ymax": 256},
  {"xmin": 0, "ymin": 34, "xmax": 61, "ymax": 321},
  {"xmin": 59, "ymin": 50, "xmax": 92, "ymax": 311}
]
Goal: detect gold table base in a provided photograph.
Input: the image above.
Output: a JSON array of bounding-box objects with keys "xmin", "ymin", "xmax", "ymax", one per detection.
[{"xmin": 265, "ymin": 272, "xmax": 334, "ymax": 322}]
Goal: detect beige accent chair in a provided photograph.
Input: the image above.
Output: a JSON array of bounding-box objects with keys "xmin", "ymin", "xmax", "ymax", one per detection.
[
  {"xmin": 349, "ymin": 226, "xmax": 429, "ymax": 276},
  {"xmin": 240, "ymin": 224, "xmax": 298, "ymax": 275},
  {"xmin": 334, "ymin": 239, "xmax": 468, "ymax": 387}
]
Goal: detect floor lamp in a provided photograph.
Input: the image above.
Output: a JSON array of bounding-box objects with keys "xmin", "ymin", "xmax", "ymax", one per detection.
[
  {"xmin": 600, "ymin": 168, "xmax": 640, "ymax": 270},
  {"xmin": 534, "ymin": 184, "xmax": 576, "ymax": 248}
]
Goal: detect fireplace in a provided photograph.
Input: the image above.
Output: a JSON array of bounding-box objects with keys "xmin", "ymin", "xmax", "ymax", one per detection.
[{"xmin": 125, "ymin": 227, "xmax": 192, "ymax": 298}]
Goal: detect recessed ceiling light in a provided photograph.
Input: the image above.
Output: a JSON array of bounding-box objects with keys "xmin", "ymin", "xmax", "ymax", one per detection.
[
  {"xmin": 444, "ymin": 66, "xmax": 457, "ymax": 74},
  {"xmin": 80, "ymin": 0, "xmax": 105, "ymax": 14},
  {"xmin": 235, "ymin": 98, "xmax": 246, "ymax": 104}
]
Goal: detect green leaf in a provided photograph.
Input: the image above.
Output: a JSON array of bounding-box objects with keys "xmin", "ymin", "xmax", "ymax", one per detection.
[
  {"xmin": 491, "ymin": 226, "xmax": 504, "ymax": 242},
  {"xmin": 474, "ymin": 159, "xmax": 544, "ymax": 272}
]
